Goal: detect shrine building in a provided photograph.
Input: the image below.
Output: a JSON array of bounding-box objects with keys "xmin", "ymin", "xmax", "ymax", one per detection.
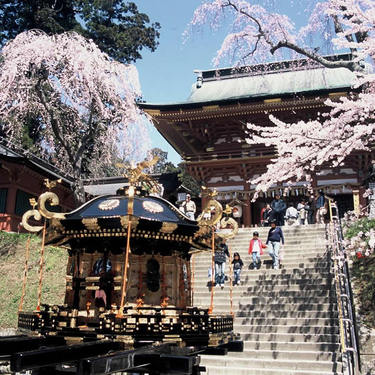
[
  {"xmin": 0, "ymin": 143, "xmax": 75, "ymax": 232},
  {"xmin": 139, "ymin": 54, "xmax": 371, "ymax": 227}
]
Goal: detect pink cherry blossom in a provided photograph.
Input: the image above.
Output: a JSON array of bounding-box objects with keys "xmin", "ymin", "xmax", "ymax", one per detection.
[
  {"xmin": 188, "ymin": 0, "xmax": 375, "ymax": 195},
  {"xmin": 0, "ymin": 30, "xmax": 149, "ymax": 202}
]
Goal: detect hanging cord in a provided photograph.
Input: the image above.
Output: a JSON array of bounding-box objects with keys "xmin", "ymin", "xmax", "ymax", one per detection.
[
  {"xmin": 119, "ymin": 218, "xmax": 132, "ymax": 316},
  {"xmin": 18, "ymin": 235, "xmax": 32, "ymax": 312},
  {"xmin": 36, "ymin": 219, "xmax": 47, "ymax": 312},
  {"xmin": 228, "ymin": 244, "xmax": 234, "ymax": 317},
  {"xmin": 191, "ymin": 254, "xmax": 195, "ymax": 306},
  {"xmin": 208, "ymin": 227, "xmax": 215, "ymax": 314}
]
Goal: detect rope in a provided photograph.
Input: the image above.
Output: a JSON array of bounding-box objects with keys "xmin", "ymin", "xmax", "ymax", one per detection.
[
  {"xmin": 228, "ymin": 244, "xmax": 234, "ymax": 317},
  {"xmin": 36, "ymin": 220, "xmax": 47, "ymax": 312},
  {"xmin": 208, "ymin": 227, "xmax": 215, "ymax": 314},
  {"xmin": 18, "ymin": 235, "xmax": 32, "ymax": 312},
  {"xmin": 119, "ymin": 219, "xmax": 132, "ymax": 315}
]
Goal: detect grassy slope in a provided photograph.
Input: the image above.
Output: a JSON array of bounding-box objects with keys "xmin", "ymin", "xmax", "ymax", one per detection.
[{"xmin": 0, "ymin": 232, "xmax": 67, "ymax": 328}]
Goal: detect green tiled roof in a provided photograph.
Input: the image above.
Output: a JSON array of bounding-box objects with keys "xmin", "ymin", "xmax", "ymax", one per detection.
[{"xmin": 187, "ymin": 66, "xmax": 355, "ymax": 104}]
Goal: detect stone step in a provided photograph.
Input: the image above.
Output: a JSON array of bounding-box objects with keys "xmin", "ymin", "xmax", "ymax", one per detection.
[
  {"xmin": 239, "ymin": 332, "xmax": 339, "ymax": 343},
  {"xmin": 194, "ymin": 289, "xmax": 333, "ymax": 298},
  {"xmin": 233, "ymin": 325, "xmax": 339, "ymax": 335},
  {"xmin": 235, "ymin": 311, "xmax": 338, "ymax": 319},
  {"xmin": 229, "ymin": 235, "xmax": 326, "ymax": 241},
  {"xmin": 233, "ymin": 316, "xmax": 338, "ymax": 325},
  {"xmin": 194, "ymin": 280, "xmax": 334, "ymax": 289},
  {"xmin": 235, "ymin": 231, "xmax": 327, "ymax": 237},
  {"xmin": 193, "ymin": 296, "xmax": 336, "ymax": 305},
  {"xmin": 243, "ymin": 340, "xmax": 340, "ymax": 352},
  {"xmin": 228, "ymin": 240, "xmax": 326, "ymax": 247},
  {"xmin": 200, "ymin": 355, "xmax": 341, "ymax": 371},
  {"xmin": 203, "ymin": 305, "xmax": 337, "ymax": 315},
  {"xmin": 194, "ymin": 256, "xmax": 330, "ymax": 264},
  {"xmin": 213, "ymin": 309, "xmax": 338, "ymax": 318},
  {"xmin": 194, "ymin": 282, "xmax": 334, "ymax": 296},
  {"xmin": 237, "ymin": 225, "xmax": 326, "ymax": 233},
  {"xmin": 237, "ymin": 302, "xmax": 336, "ymax": 312},
  {"xmin": 194, "ymin": 225, "xmax": 340, "ymax": 375},
  {"xmin": 193, "ymin": 268, "xmax": 332, "ymax": 278},
  {"xmin": 200, "ymin": 365, "xmax": 339, "ymax": 375},
  {"xmin": 194, "ymin": 282, "xmax": 334, "ymax": 295},
  {"xmin": 226, "ymin": 349, "xmax": 341, "ymax": 361},
  {"xmin": 194, "ymin": 257, "xmax": 328, "ymax": 265}
]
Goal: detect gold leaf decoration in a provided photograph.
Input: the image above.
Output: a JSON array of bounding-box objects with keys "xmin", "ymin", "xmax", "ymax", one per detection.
[{"xmin": 82, "ymin": 218, "xmax": 100, "ymax": 231}]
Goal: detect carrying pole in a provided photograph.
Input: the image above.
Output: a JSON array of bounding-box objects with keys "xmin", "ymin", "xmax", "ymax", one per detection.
[
  {"xmin": 36, "ymin": 220, "xmax": 47, "ymax": 311},
  {"xmin": 208, "ymin": 227, "xmax": 215, "ymax": 314},
  {"xmin": 118, "ymin": 185, "xmax": 135, "ymax": 316},
  {"xmin": 19, "ymin": 235, "xmax": 32, "ymax": 312},
  {"xmin": 228, "ymin": 244, "xmax": 234, "ymax": 317}
]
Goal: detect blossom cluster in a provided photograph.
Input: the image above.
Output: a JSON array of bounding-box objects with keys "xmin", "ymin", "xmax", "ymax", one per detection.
[
  {"xmin": 187, "ymin": 0, "xmax": 375, "ymax": 194},
  {"xmin": 342, "ymin": 213, "xmax": 375, "ymax": 258},
  {"xmin": 0, "ymin": 30, "xmax": 149, "ymax": 180}
]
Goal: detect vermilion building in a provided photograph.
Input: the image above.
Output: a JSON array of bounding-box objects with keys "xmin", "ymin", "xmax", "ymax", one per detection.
[
  {"xmin": 139, "ymin": 55, "xmax": 370, "ymax": 227},
  {"xmin": 0, "ymin": 144, "xmax": 75, "ymax": 232}
]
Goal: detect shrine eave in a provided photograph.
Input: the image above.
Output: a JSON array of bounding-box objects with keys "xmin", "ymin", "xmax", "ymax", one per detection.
[{"xmin": 138, "ymin": 85, "xmax": 352, "ymax": 114}]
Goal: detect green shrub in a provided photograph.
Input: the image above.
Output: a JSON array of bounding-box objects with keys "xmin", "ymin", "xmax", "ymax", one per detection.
[
  {"xmin": 351, "ymin": 254, "xmax": 375, "ymax": 327},
  {"xmin": 344, "ymin": 217, "xmax": 375, "ymax": 240}
]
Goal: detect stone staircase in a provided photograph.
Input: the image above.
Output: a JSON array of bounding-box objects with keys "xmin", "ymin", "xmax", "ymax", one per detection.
[{"xmin": 192, "ymin": 224, "xmax": 342, "ymax": 375}]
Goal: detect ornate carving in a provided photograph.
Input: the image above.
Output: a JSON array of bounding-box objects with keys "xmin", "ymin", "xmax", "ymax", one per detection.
[
  {"xmin": 160, "ymin": 222, "xmax": 178, "ymax": 233},
  {"xmin": 21, "ymin": 209, "xmax": 43, "ymax": 232},
  {"xmin": 38, "ymin": 192, "xmax": 66, "ymax": 219},
  {"xmin": 197, "ymin": 187, "xmax": 223, "ymax": 226},
  {"xmin": 50, "ymin": 218, "xmax": 64, "ymax": 232},
  {"xmin": 120, "ymin": 216, "xmax": 139, "ymax": 228},
  {"xmin": 197, "ymin": 198, "xmax": 223, "ymax": 226},
  {"xmin": 216, "ymin": 217, "xmax": 239, "ymax": 240},
  {"xmin": 82, "ymin": 218, "xmax": 100, "ymax": 231}
]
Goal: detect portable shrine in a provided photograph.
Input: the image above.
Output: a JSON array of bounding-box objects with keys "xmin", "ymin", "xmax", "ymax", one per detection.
[{"xmin": 1, "ymin": 161, "xmax": 242, "ymax": 375}]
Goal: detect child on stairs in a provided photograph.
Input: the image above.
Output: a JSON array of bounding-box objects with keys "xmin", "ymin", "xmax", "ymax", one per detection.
[
  {"xmin": 232, "ymin": 252, "xmax": 244, "ymax": 285},
  {"xmin": 248, "ymin": 231, "xmax": 267, "ymax": 270}
]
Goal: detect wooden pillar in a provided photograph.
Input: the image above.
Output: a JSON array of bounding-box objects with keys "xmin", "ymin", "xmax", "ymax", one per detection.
[
  {"xmin": 358, "ymin": 186, "xmax": 366, "ymax": 210},
  {"xmin": 243, "ymin": 183, "xmax": 252, "ymax": 227},
  {"xmin": 352, "ymin": 189, "xmax": 360, "ymax": 215},
  {"xmin": 6, "ymin": 185, "xmax": 17, "ymax": 214}
]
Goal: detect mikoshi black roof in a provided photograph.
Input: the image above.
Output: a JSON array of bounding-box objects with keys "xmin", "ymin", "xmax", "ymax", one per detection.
[{"xmin": 46, "ymin": 194, "xmax": 211, "ymax": 255}]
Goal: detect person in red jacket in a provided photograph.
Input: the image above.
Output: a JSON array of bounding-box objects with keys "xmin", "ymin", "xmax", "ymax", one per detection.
[{"xmin": 248, "ymin": 231, "xmax": 267, "ymax": 270}]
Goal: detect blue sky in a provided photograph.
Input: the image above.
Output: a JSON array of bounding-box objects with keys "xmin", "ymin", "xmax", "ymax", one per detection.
[
  {"xmin": 135, "ymin": 1, "xmax": 226, "ymax": 165},
  {"xmin": 134, "ymin": 1, "xmax": 309, "ymax": 165}
]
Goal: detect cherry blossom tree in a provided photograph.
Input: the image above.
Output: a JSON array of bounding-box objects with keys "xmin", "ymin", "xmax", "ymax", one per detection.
[
  {"xmin": 0, "ymin": 30, "xmax": 149, "ymax": 203},
  {"xmin": 187, "ymin": 0, "xmax": 375, "ymax": 194}
]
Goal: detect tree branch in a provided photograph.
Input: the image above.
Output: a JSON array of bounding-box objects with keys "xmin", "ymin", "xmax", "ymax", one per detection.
[
  {"xmin": 269, "ymin": 40, "xmax": 362, "ymax": 71},
  {"xmin": 35, "ymin": 78, "xmax": 74, "ymax": 162},
  {"xmin": 222, "ymin": 0, "xmax": 365, "ymax": 73}
]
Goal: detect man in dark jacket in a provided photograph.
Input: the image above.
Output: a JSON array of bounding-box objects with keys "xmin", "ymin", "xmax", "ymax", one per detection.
[
  {"xmin": 315, "ymin": 190, "xmax": 327, "ymax": 224},
  {"xmin": 271, "ymin": 194, "xmax": 287, "ymax": 226},
  {"xmin": 214, "ymin": 238, "xmax": 230, "ymax": 288},
  {"xmin": 266, "ymin": 220, "xmax": 285, "ymax": 269}
]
